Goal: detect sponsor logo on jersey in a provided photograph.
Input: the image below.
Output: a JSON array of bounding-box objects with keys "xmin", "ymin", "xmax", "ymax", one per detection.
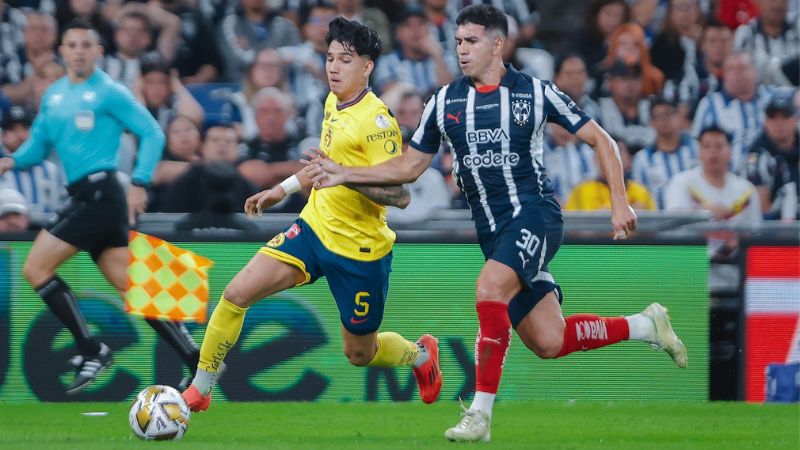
[
  {"xmin": 512, "ymin": 100, "xmax": 531, "ymax": 125},
  {"xmin": 366, "ymin": 129, "xmax": 398, "ymax": 142},
  {"xmin": 384, "ymin": 140, "xmax": 399, "ymax": 155},
  {"xmin": 286, "ymin": 224, "xmax": 301, "ymax": 239},
  {"xmin": 447, "ymin": 111, "xmax": 462, "ymax": 124},
  {"xmin": 512, "ymin": 92, "xmax": 532, "ymax": 99},
  {"xmin": 445, "ymin": 98, "xmax": 467, "ymax": 104},
  {"xmin": 375, "ymin": 114, "xmax": 390, "ymax": 129},
  {"xmin": 462, "ymin": 150, "xmax": 520, "ymax": 169},
  {"xmin": 475, "ymin": 103, "xmax": 499, "ymax": 110},
  {"xmin": 466, "ymin": 128, "xmax": 509, "ymax": 144}
]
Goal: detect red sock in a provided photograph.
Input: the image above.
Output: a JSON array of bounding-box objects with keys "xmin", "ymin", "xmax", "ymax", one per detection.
[
  {"xmin": 556, "ymin": 314, "xmax": 629, "ymax": 357},
  {"xmin": 475, "ymin": 301, "xmax": 512, "ymax": 394}
]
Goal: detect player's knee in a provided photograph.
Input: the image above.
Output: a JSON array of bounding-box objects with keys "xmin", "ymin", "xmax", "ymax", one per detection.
[
  {"xmin": 475, "ymin": 280, "xmax": 505, "ymax": 303},
  {"xmin": 521, "ymin": 333, "xmax": 563, "ymax": 359},
  {"xmin": 344, "ymin": 349, "xmax": 372, "ymax": 367},
  {"xmin": 23, "ymin": 260, "xmax": 51, "ymax": 287},
  {"xmin": 222, "ymin": 285, "xmax": 251, "ymax": 308}
]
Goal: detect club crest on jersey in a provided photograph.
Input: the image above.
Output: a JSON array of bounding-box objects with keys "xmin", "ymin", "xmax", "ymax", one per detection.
[
  {"xmin": 384, "ymin": 140, "xmax": 399, "ymax": 155},
  {"xmin": 512, "ymin": 100, "xmax": 531, "ymax": 125},
  {"xmin": 375, "ymin": 114, "xmax": 390, "ymax": 129},
  {"xmin": 266, "ymin": 233, "xmax": 285, "ymax": 247},
  {"xmin": 286, "ymin": 223, "xmax": 301, "ymax": 239},
  {"xmin": 323, "ymin": 127, "xmax": 332, "ymax": 150}
]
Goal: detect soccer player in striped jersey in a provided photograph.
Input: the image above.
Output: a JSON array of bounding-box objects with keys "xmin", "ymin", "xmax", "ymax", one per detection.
[
  {"xmin": 310, "ymin": 5, "xmax": 687, "ymax": 442},
  {"xmin": 181, "ymin": 17, "xmax": 442, "ymax": 414}
]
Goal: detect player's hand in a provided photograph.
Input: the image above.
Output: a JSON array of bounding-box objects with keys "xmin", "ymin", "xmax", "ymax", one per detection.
[
  {"xmin": 127, "ymin": 185, "xmax": 148, "ymax": 227},
  {"xmin": 0, "ymin": 157, "xmax": 15, "ymax": 176},
  {"xmin": 611, "ymin": 203, "xmax": 637, "ymax": 240},
  {"xmin": 302, "ymin": 149, "xmax": 347, "ymax": 189},
  {"xmin": 244, "ymin": 188, "xmax": 285, "ymax": 218}
]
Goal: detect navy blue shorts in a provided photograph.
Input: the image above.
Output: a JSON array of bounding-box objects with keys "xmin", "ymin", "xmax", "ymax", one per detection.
[
  {"xmin": 259, "ymin": 219, "xmax": 392, "ymax": 335},
  {"xmin": 479, "ymin": 210, "xmax": 565, "ymax": 328}
]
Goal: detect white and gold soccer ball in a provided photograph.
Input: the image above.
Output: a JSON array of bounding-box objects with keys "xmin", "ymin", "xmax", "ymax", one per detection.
[{"xmin": 129, "ymin": 385, "xmax": 191, "ymax": 441}]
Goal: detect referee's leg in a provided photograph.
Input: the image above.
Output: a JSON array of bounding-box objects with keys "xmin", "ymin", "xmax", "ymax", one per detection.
[{"xmin": 23, "ymin": 230, "xmax": 103, "ymax": 357}]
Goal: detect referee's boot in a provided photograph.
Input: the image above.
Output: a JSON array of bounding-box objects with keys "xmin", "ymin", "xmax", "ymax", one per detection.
[
  {"xmin": 66, "ymin": 343, "xmax": 113, "ymax": 395},
  {"xmin": 642, "ymin": 303, "xmax": 688, "ymax": 368},
  {"xmin": 445, "ymin": 402, "xmax": 491, "ymax": 443}
]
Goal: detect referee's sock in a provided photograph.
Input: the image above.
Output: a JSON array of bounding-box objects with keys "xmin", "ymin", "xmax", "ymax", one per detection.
[
  {"xmin": 36, "ymin": 275, "xmax": 102, "ymax": 356},
  {"xmin": 146, "ymin": 319, "xmax": 201, "ymax": 371}
]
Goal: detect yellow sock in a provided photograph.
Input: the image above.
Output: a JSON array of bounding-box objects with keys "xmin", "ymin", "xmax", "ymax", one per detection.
[
  {"xmin": 367, "ymin": 332, "xmax": 419, "ymax": 367},
  {"xmin": 198, "ymin": 296, "xmax": 247, "ymax": 373}
]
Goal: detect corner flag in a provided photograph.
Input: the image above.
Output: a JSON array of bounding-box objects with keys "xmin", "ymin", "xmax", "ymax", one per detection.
[{"xmin": 125, "ymin": 231, "xmax": 214, "ymax": 323}]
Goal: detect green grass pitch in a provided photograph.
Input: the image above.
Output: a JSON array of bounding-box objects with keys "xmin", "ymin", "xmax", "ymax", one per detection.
[{"xmin": 1, "ymin": 401, "xmax": 797, "ymax": 449}]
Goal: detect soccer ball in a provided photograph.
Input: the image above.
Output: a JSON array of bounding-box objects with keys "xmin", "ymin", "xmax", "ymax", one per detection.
[{"xmin": 129, "ymin": 385, "xmax": 191, "ymax": 441}]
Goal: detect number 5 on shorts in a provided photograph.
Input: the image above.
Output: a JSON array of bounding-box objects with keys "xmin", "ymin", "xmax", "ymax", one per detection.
[{"xmin": 354, "ymin": 291, "xmax": 370, "ymax": 317}]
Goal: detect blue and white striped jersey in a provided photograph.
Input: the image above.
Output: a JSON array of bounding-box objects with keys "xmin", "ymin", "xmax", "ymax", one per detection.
[
  {"xmin": 411, "ymin": 65, "xmax": 591, "ymax": 234},
  {"xmin": 543, "ymin": 131, "xmax": 598, "ymax": 205},
  {"xmin": 631, "ymin": 132, "xmax": 699, "ymax": 209}
]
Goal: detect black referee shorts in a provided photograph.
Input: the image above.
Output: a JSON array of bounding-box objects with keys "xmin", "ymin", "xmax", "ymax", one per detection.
[{"xmin": 49, "ymin": 170, "xmax": 129, "ymax": 262}]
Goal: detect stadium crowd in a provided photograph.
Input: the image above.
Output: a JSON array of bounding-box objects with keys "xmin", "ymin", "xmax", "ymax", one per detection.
[{"xmin": 0, "ymin": 0, "xmax": 797, "ymax": 231}]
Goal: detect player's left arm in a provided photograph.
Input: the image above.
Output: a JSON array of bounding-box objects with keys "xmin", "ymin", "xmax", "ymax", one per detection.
[{"xmin": 575, "ymin": 120, "xmax": 637, "ymax": 238}]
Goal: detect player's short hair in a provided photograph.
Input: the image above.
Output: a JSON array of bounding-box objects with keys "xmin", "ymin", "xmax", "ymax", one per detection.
[
  {"xmin": 698, "ymin": 125, "xmax": 732, "ymax": 145},
  {"xmin": 60, "ymin": 19, "xmax": 99, "ymax": 43},
  {"xmin": 325, "ymin": 17, "xmax": 381, "ymax": 61},
  {"xmin": 456, "ymin": 4, "xmax": 508, "ymax": 37}
]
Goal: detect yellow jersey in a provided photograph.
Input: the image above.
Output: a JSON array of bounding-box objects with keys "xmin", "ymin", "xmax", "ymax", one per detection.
[
  {"xmin": 299, "ymin": 90, "xmax": 403, "ymax": 261},
  {"xmin": 564, "ymin": 179, "xmax": 657, "ymax": 211}
]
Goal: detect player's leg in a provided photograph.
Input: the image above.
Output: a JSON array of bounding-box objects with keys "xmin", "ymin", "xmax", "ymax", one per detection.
[
  {"xmin": 445, "ymin": 259, "xmax": 520, "ymax": 443},
  {"xmin": 95, "ymin": 246, "xmax": 202, "ymax": 383},
  {"xmin": 23, "ymin": 230, "xmax": 111, "ymax": 352},
  {"xmin": 328, "ymin": 250, "xmax": 442, "ymax": 403}
]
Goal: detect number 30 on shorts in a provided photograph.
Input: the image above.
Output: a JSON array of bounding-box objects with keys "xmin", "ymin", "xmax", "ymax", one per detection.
[{"xmin": 354, "ymin": 291, "xmax": 370, "ymax": 317}]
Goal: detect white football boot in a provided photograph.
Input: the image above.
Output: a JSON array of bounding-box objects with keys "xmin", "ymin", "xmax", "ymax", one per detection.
[
  {"xmin": 642, "ymin": 303, "xmax": 688, "ymax": 368},
  {"xmin": 444, "ymin": 403, "xmax": 491, "ymax": 443}
]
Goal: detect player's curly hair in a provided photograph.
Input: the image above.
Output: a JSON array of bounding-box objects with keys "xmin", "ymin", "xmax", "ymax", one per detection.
[
  {"xmin": 456, "ymin": 4, "xmax": 508, "ymax": 37},
  {"xmin": 325, "ymin": 17, "xmax": 382, "ymax": 61}
]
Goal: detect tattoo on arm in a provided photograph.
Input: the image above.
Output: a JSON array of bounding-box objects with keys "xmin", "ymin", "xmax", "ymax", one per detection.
[{"xmin": 347, "ymin": 184, "xmax": 411, "ymax": 208}]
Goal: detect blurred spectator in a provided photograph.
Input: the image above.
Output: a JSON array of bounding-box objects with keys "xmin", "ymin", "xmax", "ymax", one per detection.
[
  {"xmin": 134, "ymin": 58, "xmax": 204, "ymax": 129},
  {"xmin": 158, "ymin": 0, "xmax": 223, "ymax": 84},
  {"xmin": 420, "ymin": 0, "xmax": 457, "ymax": 57},
  {"xmin": 651, "ymin": 0, "xmax": 703, "ymax": 84},
  {"xmin": 238, "ymin": 87, "xmax": 305, "ymax": 190},
  {"xmin": 573, "ymin": 0, "xmax": 630, "ymax": 70},
  {"xmin": 744, "ymin": 88, "xmax": 799, "ymax": 220},
  {"xmin": 596, "ymin": 23, "xmax": 665, "ymax": 97},
  {"xmin": 565, "ymin": 139, "xmax": 656, "ymax": 211},
  {"xmin": 217, "ymin": 0, "xmax": 301, "ymax": 81},
  {"xmin": 102, "ymin": 7, "xmax": 180, "ymax": 89},
  {"xmin": 597, "ymin": 61, "xmax": 655, "ymax": 151},
  {"xmin": 374, "ymin": 6, "xmax": 454, "ymax": 97},
  {"xmin": 629, "ymin": 0, "xmax": 664, "ymax": 41},
  {"xmin": 553, "ymin": 53, "xmax": 600, "ymax": 120},
  {"xmin": 31, "ymin": 59, "xmax": 64, "ymax": 109},
  {"xmin": 0, "ymin": 187, "xmax": 30, "ymax": 233},
  {"xmin": 232, "ymin": 47, "xmax": 320, "ymax": 140},
  {"xmin": 151, "ymin": 115, "xmax": 202, "ymax": 203},
  {"xmin": 632, "ymin": 97, "xmax": 699, "ymax": 209},
  {"xmin": 733, "ymin": 0, "xmax": 799, "ymax": 86},
  {"xmin": 392, "ymin": 88, "xmax": 424, "ymax": 135},
  {"xmin": 332, "ymin": 0, "xmax": 392, "ymax": 53},
  {"xmin": 1, "ymin": 11, "xmax": 58, "ymax": 105},
  {"xmin": 692, "ymin": 52, "xmax": 770, "ymax": 170},
  {"xmin": 544, "ymin": 123, "xmax": 599, "ymax": 205},
  {"xmin": 161, "ymin": 123, "xmax": 257, "ymax": 214},
  {"xmin": 677, "ymin": 19, "xmax": 732, "ymax": 119},
  {"xmin": 0, "ymin": 1, "xmax": 26, "ymax": 59},
  {"xmin": 665, "ymin": 125, "xmax": 761, "ymax": 222},
  {"xmin": 0, "ymin": 106, "xmax": 64, "ymax": 213},
  {"xmin": 55, "ymin": 0, "xmax": 115, "ymax": 51},
  {"xmin": 504, "ymin": 14, "xmax": 553, "ymax": 81}
]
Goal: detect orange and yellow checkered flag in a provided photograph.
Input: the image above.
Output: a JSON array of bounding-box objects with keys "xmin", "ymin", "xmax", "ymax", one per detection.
[{"xmin": 125, "ymin": 231, "xmax": 214, "ymax": 323}]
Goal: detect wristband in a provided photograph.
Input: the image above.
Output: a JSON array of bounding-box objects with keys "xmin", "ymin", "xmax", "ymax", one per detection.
[{"xmin": 278, "ymin": 175, "xmax": 302, "ymax": 195}]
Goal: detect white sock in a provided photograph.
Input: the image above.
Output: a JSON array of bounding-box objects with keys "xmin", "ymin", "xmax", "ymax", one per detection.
[
  {"xmin": 192, "ymin": 369, "xmax": 217, "ymax": 395},
  {"xmin": 470, "ymin": 391, "xmax": 496, "ymax": 419},
  {"xmin": 626, "ymin": 313, "xmax": 656, "ymax": 342},
  {"xmin": 413, "ymin": 342, "xmax": 429, "ymax": 367}
]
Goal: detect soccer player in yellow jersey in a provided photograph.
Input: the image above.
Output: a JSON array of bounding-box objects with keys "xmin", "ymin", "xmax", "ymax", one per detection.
[{"xmin": 182, "ymin": 17, "xmax": 442, "ymax": 412}]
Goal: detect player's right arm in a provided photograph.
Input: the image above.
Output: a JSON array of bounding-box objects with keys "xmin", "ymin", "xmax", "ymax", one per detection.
[
  {"xmin": 0, "ymin": 101, "xmax": 51, "ymax": 175},
  {"xmin": 245, "ymin": 164, "xmax": 318, "ymax": 217}
]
